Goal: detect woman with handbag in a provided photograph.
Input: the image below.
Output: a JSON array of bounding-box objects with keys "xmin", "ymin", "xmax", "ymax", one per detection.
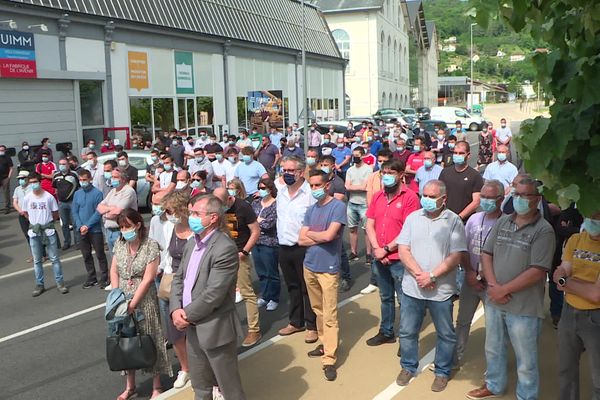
[
  {"xmin": 156, "ymin": 190, "xmax": 193, "ymax": 389},
  {"xmin": 110, "ymin": 208, "xmax": 172, "ymax": 400}
]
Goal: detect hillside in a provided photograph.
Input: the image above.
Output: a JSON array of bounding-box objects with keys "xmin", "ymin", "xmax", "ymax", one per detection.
[{"xmin": 422, "ymin": 0, "xmax": 541, "ymax": 86}]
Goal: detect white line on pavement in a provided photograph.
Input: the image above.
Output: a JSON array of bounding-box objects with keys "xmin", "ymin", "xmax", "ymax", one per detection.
[
  {"xmin": 0, "ymin": 303, "xmax": 104, "ymax": 344},
  {"xmin": 372, "ymin": 306, "xmax": 486, "ymax": 400},
  {"xmin": 0, "ymin": 253, "xmax": 84, "ymax": 281}
]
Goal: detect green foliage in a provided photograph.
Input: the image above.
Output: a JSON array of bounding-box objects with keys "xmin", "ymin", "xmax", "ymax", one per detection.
[{"xmin": 472, "ymin": 0, "xmax": 600, "ymax": 216}]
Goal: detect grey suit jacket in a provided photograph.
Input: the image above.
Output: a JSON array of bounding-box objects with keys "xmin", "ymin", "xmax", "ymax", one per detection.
[{"xmin": 170, "ymin": 229, "xmax": 242, "ymax": 350}]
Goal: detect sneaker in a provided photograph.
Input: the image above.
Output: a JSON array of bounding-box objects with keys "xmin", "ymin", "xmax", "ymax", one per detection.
[
  {"xmin": 57, "ymin": 284, "xmax": 69, "ymax": 294},
  {"xmin": 257, "ymin": 298, "xmax": 267, "ymax": 307},
  {"xmin": 32, "ymin": 285, "xmax": 45, "ymax": 297},
  {"xmin": 431, "ymin": 376, "xmax": 449, "ymax": 392},
  {"xmin": 323, "ymin": 365, "xmax": 337, "ymax": 381},
  {"xmin": 173, "ymin": 370, "xmax": 189, "ymax": 389},
  {"xmin": 266, "ymin": 300, "xmax": 279, "ymax": 311},
  {"xmin": 307, "ymin": 344, "xmax": 324, "ymax": 358},
  {"xmin": 366, "ymin": 332, "xmax": 396, "ymax": 346},
  {"xmin": 551, "ymin": 315, "xmax": 560, "ymax": 329},
  {"xmin": 360, "ymin": 284, "xmax": 378, "ymax": 294},
  {"xmin": 305, "ymin": 330, "xmax": 318, "ymax": 344},
  {"xmin": 349, "ymin": 252, "xmax": 359, "ymax": 261},
  {"xmin": 338, "ymin": 278, "xmax": 351, "ymax": 293},
  {"xmin": 235, "ymin": 289, "xmax": 243, "ymax": 303},
  {"xmin": 396, "ymin": 369, "xmax": 413, "ymax": 386},
  {"xmin": 242, "ymin": 331, "xmax": 261, "ymax": 347},
  {"xmin": 104, "ymin": 283, "xmax": 113, "ymax": 291},
  {"xmin": 212, "ymin": 386, "xmax": 224, "ymax": 400},
  {"xmin": 466, "ymin": 384, "xmax": 500, "ymax": 399},
  {"xmin": 278, "ymin": 324, "xmax": 305, "ymax": 336},
  {"xmin": 82, "ymin": 281, "xmax": 98, "ymax": 289},
  {"xmin": 365, "ymin": 254, "xmax": 373, "ymax": 265}
]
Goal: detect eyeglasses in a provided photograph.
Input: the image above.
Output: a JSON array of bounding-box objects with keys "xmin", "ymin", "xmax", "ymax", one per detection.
[{"xmin": 281, "ymin": 169, "xmax": 298, "ymax": 173}]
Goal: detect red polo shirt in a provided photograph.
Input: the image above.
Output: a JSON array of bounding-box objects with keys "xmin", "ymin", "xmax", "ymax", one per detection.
[{"xmin": 366, "ymin": 185, "xmax": 420, "ymax": 261}]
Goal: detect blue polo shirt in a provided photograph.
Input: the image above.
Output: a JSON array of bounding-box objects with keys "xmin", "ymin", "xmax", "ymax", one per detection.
[
  {"xmin": 331, "ymin": 146, "xmax": 352, "ymax": 172},
  {"xmin": 234, "ymin": 160, "xmax": 267, "ymax": 195}
]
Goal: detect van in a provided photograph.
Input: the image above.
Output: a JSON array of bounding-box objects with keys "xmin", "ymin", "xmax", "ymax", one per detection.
[{"xmin": 430, "ymin": 107, "xmax": 485, "ymax": 131}]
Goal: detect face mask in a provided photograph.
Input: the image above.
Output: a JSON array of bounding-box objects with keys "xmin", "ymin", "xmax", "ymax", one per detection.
[
  {"xmin": 216, "ymin": 154, "xmax": 223, "ymax": 161},
  {"xmin": 397, "ymin": 146, "xmax": 405, "ymax": 152},
  {"xmin": 320, "ymin": 166, "xmax": 331, "ymax": 175},
  {"xmin": 420, "ymin": 128, "xmax": 425, "ymax": 132},
  {"xmin": 355, "ymin": 137, "xmax": 361, "ymax": 142},
  {"xmin": 0, "ymin": 151, "xmax": 5, "ymax": 156},
  {"xmin": 452, "ymin": 154, "xmax": 465, "ymax": 165},
  {"xmin": 228, "ymin": 156, "xmax": 237, "ymax": 164},
  {"xmin": 200, "ymin": 135, "xmax": 207, "ymax": 140},
  {"xmin": 167, "ymin": 214, "xmax": 181, "ymax": 224},
  {"xmin": 23, "ymin": 146, "xmax": 29, "ymax": 150},
  {"xmin": 189, "ymin": 216, "xmax": 206, "ymax": 234},
  {"xmin": 151, "ymin": 205, "xmax": 164, "ymax": 216},
  {"xmin": 151, "ymin": 155, "xmax": 158, "ymax": 162},
  {"xmin": 80, "ymin": 181, "xmax": 91, "ymax": 189},
  {"xmin": 437, "ymin": 135, "xmax": 444, "ymax": 141},
  {"xmin": 421, "ymin": 196, "xmax": 441, "ymax": 213},
  {"xmin": 501, "ymin": 124, "xmax": 506, "ymax": 128},
  {"xmin": 413, "ymin": 145, "xmax": 421, "ymax": 152},
  {"xmin": 583, "ymin": 218, "xmax": 600, "ymax": 236},
  {"xmin": 228, "ymin": 141, "xmax": 235, "ymax": 146},
  {"xmin": 242, "ymin": 155, "xmax": 252, "ymax": 164},
  {"xmin": 382, "ymin": 174, "xmax": 397, "ymax": 187},
  {"xmin": 283, "ymin": 173, "xmax": 296, "ymax": 186},
  {"xmin": 306, "ymin": 157, "xmax": 316, "ymax": 166},
  {"xmin": 195, "ymin": 156, "xmax": 204, "ymax": 163},
  {"xmin": 121, "ymin": 229, "xmax": 137, "ymax": 242},
  {"xmin": 89, "ymin": 144, "xmax": 95, "ymax": 149},
  {"xmin": 227, "ymin": 189, "xmax": 237, "ymax": 197},
  {"xmin": 31, "ymin": 182, "xmax": 41, "ymax": 191},
  {"xmin": 118, "ymin": 160, "xmax": 127, "ymax": 167},
  {"xmin": 287, "ymin": 147, "xmax": 295, "ymax": 151},
  {"xmin": 367, "ymin": 136, "xmax": 373, "ymax": 142},
  {"xmin": 329, "ymin": 129, "xmax": 334, "ymax": 133},
  {"xmin": 448, "ymin": 143, "xmax": 456, "ymax": 149},
  {"xmin": 424, "ymin": 159, "xmax": 434, "ymax": 168},
  {"xmin": 190, "ymin": 181, "xmax": 202, "ymax": 189},
  {"xmin": 104, "ymin": 172, "xmax": 112, "ymax": 180},
  {"xmin": 311, "ymin": 187, "xmax": 326, "ymax": 200},
  {"xmin": 18, "ymin": 178, "xmax": 26, "ymax": 186},
  {"xmin": 42, "ymin": 157, "xmax": 49, "ymax": 163},
  {"xmin": 513, "ymin": 196, "xmax": 532, "ymax": 215},
  {"xmin": 175, "ymin": 182, "xmax": 187, "ymax": 190},
  {"xmin": 377, "ymin": 162, "xmax": 383, "ymax": 170},
  {"xmin": 323, "ymin": 139, "xmax": 330, "ymax": 145},
  {"xmin": 58, "ymin": 165, "xmax": 67, "ymax": 172},
  {"xmin": 352, "ymin": 156, "xmax": 362, "ymax": 164},
  {"xmin": 164, "ymin": 164, "xmax": 173, "ymax": 171},
  {"xmin": 337, "ymin": 143, "xmax": 344, "ymax": 148},
  {"xmin": 480, "ymin": 198, "xmax": 498, "ymax": 213},
  {"xmin": 110, "ymin": 178, "xmax": 121, "ymax": 188},
  {"xmin": 258, "ymin": 189, "xmax": 270, "ymax": 198},
  {"xmin": 497, "ymin": 153, "xmax": 507, "ymax": 162}
]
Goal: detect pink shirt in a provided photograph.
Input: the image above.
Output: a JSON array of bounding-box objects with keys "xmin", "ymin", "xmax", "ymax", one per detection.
[{"xmin": 183, "ymin": 229, "xmax": 216, "ymax": 307}]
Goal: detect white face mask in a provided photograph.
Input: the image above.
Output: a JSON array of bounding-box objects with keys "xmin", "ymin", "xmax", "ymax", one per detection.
[{"xmin": 175, "ymin": 182, "xmax": 187, "ymax": 190}]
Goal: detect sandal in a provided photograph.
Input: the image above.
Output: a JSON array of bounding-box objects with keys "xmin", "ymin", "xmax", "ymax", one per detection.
[
  {"xmin": 150, "ymin": 387, "xmax": 163, "ymax": 399},
  {"xmin": 117, "ymin": 387, "xmax": 137, "ymax": 400}
]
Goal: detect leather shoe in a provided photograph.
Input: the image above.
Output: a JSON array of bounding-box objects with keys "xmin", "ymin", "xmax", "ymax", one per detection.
[
  {"xmin": 241, "ymin": 331, "xmax": 261, "ymax": 347},
  {"xmin": 278, "ymin": 324, "xmax": 305, "ymax": 336},
  {"xmin": 466, "ymin": 384, "xmax": 500, "ymax": 399},
  {"xmin": 305, "ymin": 330, "xmax": 318, "ymax": 343}
]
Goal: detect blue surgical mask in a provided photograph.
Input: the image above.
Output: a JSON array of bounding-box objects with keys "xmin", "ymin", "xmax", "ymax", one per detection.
[
  {"xmin": 151, "ymin": 155, "xmax": 158, "ymax": 162},
  {"xmin": 195, "ymin": 157, "xmax": 204, "ymax": 163},
  {"xmin": 480, "ymin": 198, "xmax": 498, "ymax": 213},
  {"xmin": 337, "ymin": 143, "xmax": 345, "ymax": 148},
  {"xmin": 58, "ymin": 164, "xmax": 67, "ymax": 172},
  {"xmin": 242, "ymin": 155, "xmax": 252, "ymax": 164},
  {"xmin": 121, "ymin": 229, "xmax": 137, "ymax": 242},
  {"xmin": 424, "ymin": 159, "xmax": 434, "ymax": 168},
  {"xmin": 497, "ymin": 153, "xmax": 507, "ymax": 162},
  {"xmin": 190, "ymin": 181, "xmax": 201, "ymax": 189},
  {"xmin": 452, "ymin": 154, "xmax": 465, "ymax": 165},
  {"xmin": 381, "ymin": 174, "xmax": 397, "ymax": 187},
  {"xmin": 311, "ymin": 187, "xmax": 326, "ymax": 200},
  {"xmin": 228, "ymin": 156, "xmax": 237, "ymax": 164},
  {"xmin": 306, "ymin": 157, "xmax": 316, "ymax": 166},
  {"xmin": 420, "ymin": 196, "xmax": 441, "ymax": 213},
  {"xmin": 104, "ymin": 172, "xmax": 112, "ymax": 180},
  {"xmin": 413, "ymin": 145, "xmax": 421, "ymax": 152},
  {"xmin": 188, "ymin": 216, "xmax": 206, "ymax": 234},
  {"xmin": 167, "ymin": 214, "xmax": 181, "ymax": 224},
  {"xmin": 18, "ymin": 178, "xmax": 26, "ymax": 186},
  {"xmin": 31, "ymin": 182, "xmax": 41, "ymax": 191},
  {"xmin": 216, "ymin": 154, "xmax": 223, "ymax": 161},
  {"xmin": 258, "ymin": 189, "xmax": 270, "ymax": 198},
  {"xmin": 512, "ymin": 196, "xmax": 532, "ymax": 215},
  {"xmin": 583, "ymin": 218, "xmax": 600, "ymax": 236},
  {"xmin": 80, "ymin": 181, "xmax": 90, "ymax": 189},
  {"xmin": 228, "ymin": 189, "xmax": 237, "ymax": 197},
  {"xmin": 110, "ymin": 178, "xmax": 120, "ymax": 188},
  {"xmin": 323, "ymin": 139, "xmax": 330, "ymax": 145},
  {"xmin": 448, "ymin": 143, "xmax": 456, "ymax": 149},
  {"xmin": 151, "ymin": 205, "xmax": 164, "ymax": 216},
  {"xmin": 320, "ymin": 166, "xmax": 331, "ymax": 175},
  {"xmin": 164, "ymin": 164, "xmax": 172, "ymax": 171}
]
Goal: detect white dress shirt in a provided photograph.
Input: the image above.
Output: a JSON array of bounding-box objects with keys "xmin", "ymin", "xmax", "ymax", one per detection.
[{"xmin": 276, "ymin": 180, "xmax": 316, "ymax": 246}]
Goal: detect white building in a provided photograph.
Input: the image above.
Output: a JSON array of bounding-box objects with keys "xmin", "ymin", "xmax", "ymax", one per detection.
[
  {"xmin": 319, "ymin": 0, "xmax": 412, "ymax": 115},
  {"xmin": 510, "ymin": 54, "xmax": 526, "ymax": 62},
  {"xmin": 442, "ymin": 44, "xmax": 456, "ymax": 53},
  {"xmin": 496, "ymin": 50, "xmax": 506, "ymax": 58}
]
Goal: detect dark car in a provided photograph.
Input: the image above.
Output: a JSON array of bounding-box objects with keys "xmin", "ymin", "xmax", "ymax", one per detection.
[
  {"xmin": 416, "ymin": 107, "xmax": 431, "ymax": 120},
  {"xmin": 421, "ymin": 119, "xmax": 449, "ymax": 134}
]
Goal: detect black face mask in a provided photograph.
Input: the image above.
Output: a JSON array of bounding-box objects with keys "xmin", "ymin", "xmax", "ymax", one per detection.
[
  {"xmin": 283, "ymin": 173, "xmax": 296, "ymax": 186},
  {"xmin": 353, "ymin": 156, "xmax": 362, "ymax": 164}
]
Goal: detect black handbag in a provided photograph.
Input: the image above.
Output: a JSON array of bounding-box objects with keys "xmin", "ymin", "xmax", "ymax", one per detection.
[{"xmin": 106, "ymin": 314, "xmax": 157, "ymax": 371}]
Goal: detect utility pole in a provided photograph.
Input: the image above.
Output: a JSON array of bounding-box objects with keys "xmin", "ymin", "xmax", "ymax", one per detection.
[
  {"xmin": 301, "ymin": 0, "xmax": 309, "ymax": 153},
  {"xmin": 470, "ymin": 23, "xmax": 477, "ymax": 109}
]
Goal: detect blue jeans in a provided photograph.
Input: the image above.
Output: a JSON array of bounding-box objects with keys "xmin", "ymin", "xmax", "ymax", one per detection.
[
  {"xmin": 30, "ymin": 233, "xmax": 64, "ymax": 286},
  {"xmin": 548, "ymin": 268, "xmax": 564, "ymax": 318},
  {"xmin": 252, "ymin": 244, "xmax": 281, "ymax": 303},
  {"xmin": 58, "ymin": 201, "xmax": 80, "ymax": 247},
  {"xmin": 106, "ymin": 228, "xmax": 121, "ymax": 255},
  {"xmin": 399, "ymin": 293, "xmax": 456, "ymax": 377},
  {"xmin": 373, "ymin": 260, "xmax": 404, "ymax": 337},
  {"xmin": 484, "ymin": 303, "xmax": 542, "ymax": 400}
]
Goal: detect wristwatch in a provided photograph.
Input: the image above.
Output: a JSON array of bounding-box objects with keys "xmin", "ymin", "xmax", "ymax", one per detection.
[
  {"xmin": 558, "ymin": 276, "xmax": 567, "ymax": 286},
  {"xmin": 429, "ymin": 272, "xmax": 437, "ymax": 283},
  {"xmin": 241, "ymin": 249, "xmax": 250, "ymax": 256},
  {"xmin": 383, "ymin": 245, "xmax": 391, "ymax": 254}
]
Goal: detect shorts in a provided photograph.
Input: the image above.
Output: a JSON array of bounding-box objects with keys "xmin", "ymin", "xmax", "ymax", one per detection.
[{"xmin": 347, "ymin": 202, "xmax": 367, "ymax": 229}]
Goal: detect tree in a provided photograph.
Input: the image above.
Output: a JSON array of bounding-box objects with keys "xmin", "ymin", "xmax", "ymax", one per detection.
[{"xmin": 471, "ymin": 0, "xmax": 600, "ymax": 216}]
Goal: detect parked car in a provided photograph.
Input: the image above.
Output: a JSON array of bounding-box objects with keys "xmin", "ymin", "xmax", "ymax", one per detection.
[
  {"xmin": 82, "ymin": 150, "xmax": 152, "ymax": 210},
  {"xmin": 421, "ymin": 119, "xmax": 449, "ymax": 134},
  {"xmin": 416, "ymin": 106, "xmax": 431, "ymax": 120},
  {"xmin": 401, "ymin": 108, "xmax": 417, "ymax": 118},
  {"xmin": 373, "ymin": 108, "xmax": 404, "ymax": 117},
  {"xmin": 430, "ymin": 106, "xmax": 485, "ymax": 131},
  {"xmin": 402, "ymin": 115, "xmax": 419, "ymax": 130}
]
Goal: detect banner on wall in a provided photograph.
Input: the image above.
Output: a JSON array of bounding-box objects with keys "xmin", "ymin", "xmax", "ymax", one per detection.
[
  {"xmin": 0, "ymin": 30, "xmax": 37, "ymax": 78},
  {"xmin": 128, "ymin": 51, "xmax": 149, "ymax": 92},
  {"xmin": 247, "ymin": 90, "xmax": 284, "ymax": 133},
  {"xmin": 174, "ymin": 51, "xmax": 194, "ymax": 94}
]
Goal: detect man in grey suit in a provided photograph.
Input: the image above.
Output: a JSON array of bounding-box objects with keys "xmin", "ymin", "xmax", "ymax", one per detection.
[{"xmin": 170, "ymin": 194, "xmax": 246, "ymax": 400}]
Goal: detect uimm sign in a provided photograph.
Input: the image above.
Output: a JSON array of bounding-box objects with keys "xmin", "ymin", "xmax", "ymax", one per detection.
[{"xmin": 0, "ymin": 30, "xmax": 37, "ymax": 78}]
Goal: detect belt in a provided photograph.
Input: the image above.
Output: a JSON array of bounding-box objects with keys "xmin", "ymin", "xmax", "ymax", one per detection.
[{"xmin": 280, "ymin": 244, "xmax": 299, "ymax": 248}]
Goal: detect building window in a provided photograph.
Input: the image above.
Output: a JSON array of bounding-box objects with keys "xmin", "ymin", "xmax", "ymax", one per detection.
[
  {"xmin": 380, "ymin": 31, "xmax": 385, "ymax": 72},
  {"xmin": 80, "ymin": 81, "xmax": 104, "ymax": 127},
  {"xmin": 381, "ymin": 92, "xmax": 386, "ymax": 108},
  {"xmin": 387, "ymin": 36, "xmax": 392, "ymax": 74},
  {"xmin": 332, "ymin": 29, "xmax": 350, "ymax": 68}
]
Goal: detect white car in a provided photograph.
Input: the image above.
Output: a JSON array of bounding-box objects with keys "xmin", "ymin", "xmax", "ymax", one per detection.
[
  {"xmin": 430, "ymin": 106, "xmax": 485, "ymax": 131},
  {"xmin": 82, "ymin": 150, "xmax": 152, "ymax": 210}
]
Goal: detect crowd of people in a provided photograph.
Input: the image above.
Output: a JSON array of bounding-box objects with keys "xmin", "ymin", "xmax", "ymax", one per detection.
[{"xmin": 0, "ymin": 116, "xmax": 598, "ymax": 400}]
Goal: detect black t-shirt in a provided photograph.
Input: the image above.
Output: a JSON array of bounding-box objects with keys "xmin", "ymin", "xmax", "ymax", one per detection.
[
  {"xmin": 225, "ymin": 198, "xmax": 258, "ymax": 251},
  {"xmin": 327, "ymin": 174, "xmax": 346, "ymax": 198},
  {"xmin": 169, "ymin": 145, "xmax": 186, "ymax": 168},
  {"xmin": 441, "ymin": 146, "xmax": 454, "ymax": 166},
  {"xmin": 124, "ymin": 165, "xmax": 138, "ymax": 184},
  {"xmin": 439, "ymin": 166, "xmax": 484, "ymax": 216},
  {"xmin": 0, "ymin": 155, "xmax": 13, "ymax": 178}
]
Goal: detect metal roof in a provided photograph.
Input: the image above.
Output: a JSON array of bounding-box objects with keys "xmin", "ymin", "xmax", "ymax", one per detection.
[
  {"xmin": 406, "ymin": 0, "xmax": 429, "ymax": 48},
  {"xmin": 318, "ymin": 0, "xmax": 384, "ymax": 12},
  {"xmin": 8, "ymin": 0, "xmax": 342, "ymax": 59}
]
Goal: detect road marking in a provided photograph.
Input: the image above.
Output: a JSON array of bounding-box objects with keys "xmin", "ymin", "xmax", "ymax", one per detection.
[
  {"xmin": 372, "ymin": 306, "xmax": 486, "ymax": 400},
  {"xmin": 0, "ymin": 253, "xmax": 84, "ymax": 281},
  {"xmin": 0, "ymin": 303, "xmax": 105, "ymax": 344}
]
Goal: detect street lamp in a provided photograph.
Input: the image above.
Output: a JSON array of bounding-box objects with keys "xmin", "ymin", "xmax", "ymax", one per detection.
[
  {"xmin": 28, "ymin": 24, "xmax": 48, "ymax": 32},
  {"xmin": 470, "ymin": 22, "xmax": 477, "ymax": 109},
  {"xmin": 0, "ymin": 19, "xmax": 18, "ymax": 29}
]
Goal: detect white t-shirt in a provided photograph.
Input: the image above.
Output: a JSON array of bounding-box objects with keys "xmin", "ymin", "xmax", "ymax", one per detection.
[
  {"xmin": 211, "ymin": 159, "xmax": 227, "ymax": 188},
  {"xmin": 13, "ymin": 185, "xmax": 32, "ymax": 209},
  {"xmin": 23, "ymin": 190, "xmax": 59, "ymax": 238},
  {"xmin": 224, "ymin": 160, "xmax": 241, "ymax": 183},
  {"xmin": 159, "ymin": 170, "xmax": 176, "ymax": 189}
]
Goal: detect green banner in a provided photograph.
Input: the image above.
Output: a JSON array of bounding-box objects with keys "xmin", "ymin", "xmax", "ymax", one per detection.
[{"xmin": 174, "ymin": 51, "xmax": 194, "ymax": 94}]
